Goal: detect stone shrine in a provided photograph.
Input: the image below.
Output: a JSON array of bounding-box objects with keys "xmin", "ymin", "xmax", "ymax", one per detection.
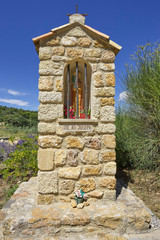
[{"xmin": 32, "ymin": 11, "xmax": 122, "ymax": 204}]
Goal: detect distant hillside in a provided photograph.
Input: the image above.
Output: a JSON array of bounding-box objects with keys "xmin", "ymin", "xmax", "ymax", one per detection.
[{"xmin": 0, "ymin": 106, "xmax": 38, "ymax": 128}]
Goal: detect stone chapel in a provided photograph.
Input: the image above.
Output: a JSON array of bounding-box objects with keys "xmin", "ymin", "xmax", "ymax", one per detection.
[{"xmin": 32, "ymin": 11, "xmax": 122, "ymax": 204}]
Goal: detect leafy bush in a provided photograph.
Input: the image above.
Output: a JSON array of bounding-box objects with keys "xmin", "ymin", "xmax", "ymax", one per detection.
[
  {"xmin": 116, "ymin": 42, "xmax": 160, "ymax": 171},
  {"xmin": 2, "ymin": 135, "xmax": 38, "ymax": 181}
]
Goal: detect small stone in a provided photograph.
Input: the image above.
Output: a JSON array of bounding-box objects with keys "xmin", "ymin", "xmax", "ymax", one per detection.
[
  {"xmin": 52, "ymin": 46, "xmax": 65, "ymax": 56},
  {"xmin": 100, "ymin": 150, "xmax": 116, "ymax": 162},
  {"xmin": 85, "ymin": 49, "xmax": 101, "ymax": 58},
  {"xmin": 99, "ymin": 176, "xmax": 116, "ymax": 190},
  {"xmin": 100, "ymin": 106, "xmax": 115, "ymax": 122},
  {"xmin": 100, "ymin": 63, "xmax": 115, "ymax": 71},
  {"xmin": 104, "ymin": 162, "xmax": 117, "ymax": 176},
  {"xmin": 76, "ymin": 178, "xmax": 96, "ymax": 192},
  {"xmin": 101, "ymin": 135, "xmax": 116, "ymax": 149},
  {"xmin": 37, "ymin": 194, "xmax": 55, "ymax": 204},
  {"xmin": 96, "ymin": 124, "xmax": 116, "ymax": 134},
  {"xmin": 61, "ymin": 36, "xmax": 77, "ymax": 46},
  {"xmin": 69, "ymin": 193, "xmax": 75, "ymax": 199},
  {"xmin": 71, "ymin": 199, "xmax": 77, "ymax": 208},
  {"xmin": 46, "ymin": 36, "xmax": 60, "ymax": 46},
  {"xmin": 38, "ymin": 148, "xmax": 54, "ymax": 171},
  {"xmin": 84, "ymin": 201, "xmax": 90, "ymax": 206},
  {"xmin": 84, "ymin": 137, "xmax": 101, "ymax": 150},
  {"xmin": 38, "ymin": 136, "xmax": 63, "ymax": 148},
  {"xmin": 101, "ymin": 50, "xmax": 115, "ymax": 63},
  {"xmin": 54, "ymin": 78, "xmax": 63, "ymax": 92},
  {"xmin": 66, "ymin": 48, "xmax": 83, "ymax": 58},
  {"xmin": 78, "ymin": 38, "xmax": 92, "ymax": 47},
  {"xmin": 103, "ymin": 190, "xmax": 116, "ymax": 201},
  {"xmin": 93, "ymin": 72, "xmax": 104, "ymax": 87},
  {"xmin": 100, "ymin": 97, "xmax": 115, "ymax": 106},
  {"xmin": 77, "ymin": 203, "xmax": 84, "ymax": 209},
  {"xmin": 65, "ymin": 136, "xmax": 84, "ymax": 149},
  {"xmin": 93, "ymin": 40, "xmax": 104, "ymax": 48},
  {"xmin": 59, "ymin": 180, "xmax": 75, "ymax": 195},
  {"xmin": 79, "ymin": 149, "xmax": 99, "ymax": 165},
  {"xmin": 55, "ymin": 149, "xmax": 66, "ymax": 167},
  {"xmin": 39, "ymin": 76, "xmax": 53, "ymax": 91},
  {"xmin": 105, "ymin": 73, "xmax": 115, "ymax": 87},
  {"xmin": 94, "ymin": 87, "xmax": 115, "ymax": 97},
  {"xmin": 83, "ymin": 165, "xmax": 102, "ymax": 176},
  {"xmin": 58, "ymin": 167, "xmax": 81, "ymax": 180},
  {"xmin": 87, "ymin": 190, "xmax": 104, "ymax": 199},
  {"xmin": 67, "ymin": 150, "xmax": 78, "ymax": 166}
]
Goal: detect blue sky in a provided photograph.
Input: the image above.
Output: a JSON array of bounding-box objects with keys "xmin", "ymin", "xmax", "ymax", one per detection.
[{"xmin": 0, "ymin": 0, "xmax": 160, "ymax": 111}]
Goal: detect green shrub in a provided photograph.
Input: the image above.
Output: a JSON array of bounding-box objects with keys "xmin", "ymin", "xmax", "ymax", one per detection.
[{"xmin": 3, "ymin": 135, "xmax": 38, "ymax": 181}]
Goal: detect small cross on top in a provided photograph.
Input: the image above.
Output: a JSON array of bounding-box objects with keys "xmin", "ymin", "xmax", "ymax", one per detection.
[{"xmin": 67, "ymin": 5, "xmax": 88, "ymax": 16}]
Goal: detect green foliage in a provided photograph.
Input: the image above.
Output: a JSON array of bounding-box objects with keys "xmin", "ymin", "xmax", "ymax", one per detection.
[
  {"xmin": 0, "ymin": 105, "xmax": 38, "ymax": 128},
  {"xmin": 116, "ymin": 42, "xmax": 160, "ymax": 171},
  {"xmin": 5, "ymin": 184, "xmax": 18, "ymax": 199},
  {"xmin": 3, "ymin": 135, "xmax": 38, "ymax": 181}
]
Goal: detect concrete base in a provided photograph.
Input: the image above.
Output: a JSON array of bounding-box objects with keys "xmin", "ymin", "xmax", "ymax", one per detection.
[{"xmin": 0, "ymin": 177, "xmax": 160, "ymax": 240}]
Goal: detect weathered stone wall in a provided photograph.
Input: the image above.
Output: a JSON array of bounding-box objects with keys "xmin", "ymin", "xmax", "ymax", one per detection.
[{"xmin": 37, "ymin": 25, "xmax": 116, "ymax": 203}]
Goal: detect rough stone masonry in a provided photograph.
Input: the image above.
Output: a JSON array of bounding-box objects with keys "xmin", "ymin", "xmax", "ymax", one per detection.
[{"xmin": 32, "ymin": 12, "xmax": 122, "ymax": 204}]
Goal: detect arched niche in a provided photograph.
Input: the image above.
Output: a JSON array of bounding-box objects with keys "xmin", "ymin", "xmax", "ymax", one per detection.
[{"xmin": 63, "ymin": 59, "xmax": 91, "ymax": 119}]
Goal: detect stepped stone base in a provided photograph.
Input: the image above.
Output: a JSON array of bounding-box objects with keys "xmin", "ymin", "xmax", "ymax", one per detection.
[{"xmin": 0, "ymin": 177, "xmax": 159, "ymax": 240}]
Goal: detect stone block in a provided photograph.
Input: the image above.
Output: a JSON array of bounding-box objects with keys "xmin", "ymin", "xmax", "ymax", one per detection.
[
  {"xmin": 39, "ymin": 46, "xmax": 53, "ymax": 60},
  {"xmin": 100, "ymin": 149, "xmax": 116, "ymax": 162},
  {"xmin": 87, "ymin": 190, "xmax": 104, "ymax": 199},
  {"xmin": 45, "ymin": 36, "xmax": 60, "ymax": 46},
  {"xmin": 93, "ymin": 40, "xmax": 104, "ymax": 48},
  {"xmin": 58, "ymin": 167, "xmax": 81, "ymax": 180},
  {"xmin": 76, "ymin": 178, "xmax": 96, "ymax": 192},
  {"xmin": 38, "ymin": 136, "xmax": 63, "ymax": 148},
  {"xmin": 85, "ymin": 49, "xmax": 101, "ymax": 58},
  {"xmin": 100, "ymin": 97, "xmax": 115, "ymax": 106},
  {"xmin": 100, "ymin": 63, "xmax": 115, "ymax": 71},
  {"xmin": 39, "ymin": 91, "xmax": 62, "ymax": 103},
  {"xmin": 101, "ymin": 135, "xmax": 116, "ymax": 149},
  {"xmin": 105, "ymin": 73, "xmax": 115, "ymax": 87},
  {"xmin": 38, "ymin": 171, "xmax": 58, "ymax": 194},
  {"xmin": 37, "ymin": 194, "xmax": 55, "ymax": 204},
  {"xmin": 93, "ymin": 72, "xmax": 104, "ymax": 87},
  {"xmin": 104, "ymin": 162, "xmax": 117, "ymax": 176},
  {"xmin": 84, "ymin": 137, "xmax": 101, "ymax": 150},
  {"xmin": 39, "ymin": 60, "xmax": 63, "ymax": 76},
  {"xmin": 103, "ymin": 190, "xmax": 116, "ymax": 201},
  {"xmin": 54, "ymin": 77, "xmax": 63, "ymax": 92},
  {"xmin": 59, "ymin": 180, "xmax": 75, "ymax": 195},
  {"xmin": 92, "ymin": 96, "xmax": 100, "ymax": 118},
  {"xmin": 52, "ymin": 46, "xmax": 65, "ymax": 56},
  {"xmin": 96, "ymin": 124, "xmax": 116, "ymax": 134},
  {"xmin": 66, "ymin": 48, "xmax": 83, "ymax": 58},
  {"xmin": 65, "ymin": 136, "xmax": 84, "ymax": 149},
  {"xmin": 99, "ymin": 176, "xmax": 116, "ymax": 190},
  {"xmin": 38, "ymin": 104, "xmax": 63, "ymax": 121},
  {"xmin": 38, "ymin": 76, "xmax": 53, "ymax": 91},
  {"xmin": 100, "ymin": 106, "xmax": 115, "ymax": 122},
  {"xmin": 67, "ymin": 150, "xmax": 78, "ymax": 166},
  {"xmin": 83, "ymin": 165, "xmax": 102, "ymax": 176},
  {"xmin": 55, "ymin": 149, "xmax": 66, "ymax": 167},
  {"xmin": 79, "ymin": 149, "xmax": 99, "ymax": 165},
  {"xmin": 38, "ymin": 122, "xmax": 56, "ymax": 134},
  {"xmin": 94, "ymin": 87, "xmax": 115, "ymax": 97},
  {"xmin": 101, "ymin": 50, "xmax": 115, "ymax": 63},
  {"xmin": 78, "ymin": 38, "xmax": 92, "ymax": 47},
  {"xmin": 67, "ymin": 27, "xmax": 86, "ymax": 37},
  {"xmin": 61, "ymin": 36, "xmax": 77, "ymax": 46},
  {"xmin": 38, "ymin": 148, "xmax": 54, "ymax": 171},
  {"xmin": 91, "ymin": 63, "xmax": 97, "ymax": 72}
]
